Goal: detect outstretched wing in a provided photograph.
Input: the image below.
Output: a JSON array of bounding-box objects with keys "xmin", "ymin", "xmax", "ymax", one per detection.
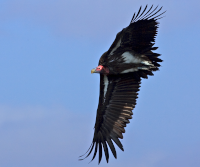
[
  {"xmin": 108, "ymin": 5, "xmax": 165, "ymax": 56},
  {"xmin": 98, "ymin": 5, "xmax": 165, "ymax": 74},
  {"xmin": 80, "ymin": 73, "xmax": 141, "ymax": 163},
  {"xmin": 120, "ymin": 5, "xmax": 165, "ymax": 53}
]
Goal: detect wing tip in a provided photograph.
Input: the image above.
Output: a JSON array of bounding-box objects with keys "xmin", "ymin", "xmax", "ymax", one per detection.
[{"xmin": 130, "ymin": 4, "xmax": 166, "ymax": 23}]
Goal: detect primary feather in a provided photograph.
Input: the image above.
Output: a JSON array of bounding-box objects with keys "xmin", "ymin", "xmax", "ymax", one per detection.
[{"xmin": 80, "ymin": 5, "xmax": 165, "ymax": 164}]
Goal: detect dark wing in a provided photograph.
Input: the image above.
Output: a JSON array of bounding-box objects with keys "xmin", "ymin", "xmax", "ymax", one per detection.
[
  {"xmin": 99, "ymin": 5, "xmax": 165, "ymax": 74},
  {"xmin": 80, "ymin": 73, "xmax": 141, "ymax": 163},
  {"xmin": 108, "ymin": 5, "xmax": 165, "ymax": 55},
  {"xmin": 120, "ymin": 5, "xmax": 165, "ymax": 53}
]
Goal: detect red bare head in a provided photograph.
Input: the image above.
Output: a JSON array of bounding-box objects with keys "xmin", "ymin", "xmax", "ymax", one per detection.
[{"xmin": 91, "ymin": 65, "xmax": 109, "ymax": 74}]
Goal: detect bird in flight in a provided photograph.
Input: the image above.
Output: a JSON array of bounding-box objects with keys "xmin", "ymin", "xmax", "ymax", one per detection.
[{"xmin": 80, "ymin": 5, "xmax": 165, "ymax": 164}]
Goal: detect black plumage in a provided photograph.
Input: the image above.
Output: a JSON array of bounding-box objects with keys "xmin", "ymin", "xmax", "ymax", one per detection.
[{"xmin": 80, "ymin": 5, "xmax": 165, "ymax": 164}]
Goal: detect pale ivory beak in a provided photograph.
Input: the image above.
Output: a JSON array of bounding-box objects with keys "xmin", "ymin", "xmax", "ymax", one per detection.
[{"xmin": 91, "ymin": 68, "xmax": 96, "ymax": 74}]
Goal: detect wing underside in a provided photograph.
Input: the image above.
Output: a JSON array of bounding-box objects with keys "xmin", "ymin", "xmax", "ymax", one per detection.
[{"xmin": 80, "ymin": 73, "xmax": 141, "ymax": 163}]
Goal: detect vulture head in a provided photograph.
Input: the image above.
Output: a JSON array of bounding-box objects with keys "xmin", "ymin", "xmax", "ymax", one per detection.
[{"xmin": 91, "ymin": 65, "xmax": 109, "ymax": 74}]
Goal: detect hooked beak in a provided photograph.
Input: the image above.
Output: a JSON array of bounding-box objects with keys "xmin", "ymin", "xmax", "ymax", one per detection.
[{"xmin": 91, "ymin": 68, "xmax": 96, "ymax": 74}]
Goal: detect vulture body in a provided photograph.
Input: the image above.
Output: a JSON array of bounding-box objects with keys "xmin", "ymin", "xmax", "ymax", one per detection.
[{"xmin": 80, "ymin": 5, "xmax": 165, "ymax": 164}]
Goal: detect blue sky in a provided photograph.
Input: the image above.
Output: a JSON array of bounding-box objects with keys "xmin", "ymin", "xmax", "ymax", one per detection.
[{"xmin": 0, "ymin": 0, "xmax": 200, "ymax": 166}]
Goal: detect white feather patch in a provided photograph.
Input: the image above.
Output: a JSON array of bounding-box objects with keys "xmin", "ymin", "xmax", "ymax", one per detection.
[
  {"xmin": 121, "ymin": 68, "xmax": 138, "ymax": 73},
  {"xmin": 110, "ymin": 39, "xmax": 121, "ymax": 55},
  {"xmin": 122, "ymin": 51, "xmax": 142, "ymax": 63},
  {"xmin": 122, "ymin": 51, "xmax": 153, "ymax": 66},
  {"xmin": 141, "ymin": 60, "xmax": 153, "ymax": 66},
  {"xmin": 103, "ymin": 75, "xmax": 109, "ymax": 97}
]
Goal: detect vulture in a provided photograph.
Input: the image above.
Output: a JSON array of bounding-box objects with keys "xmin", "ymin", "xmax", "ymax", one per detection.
[{"xmin": 80, "ymin": 5, "xmax": 165, "ymax": 164}]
